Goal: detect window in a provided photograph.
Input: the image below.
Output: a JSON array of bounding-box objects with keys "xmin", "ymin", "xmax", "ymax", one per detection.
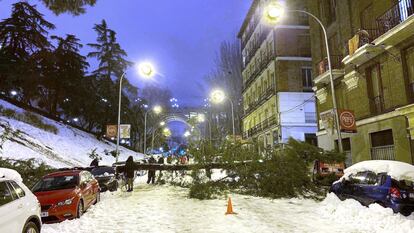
[
  {"xmin": 305, "ymin": 133, "xmax": 317, "ymax": 146},
  {"xmin": 405, "ymin": 46, "xmax": 414, "ymax": 101},
  {"xmin": 9, "ymin": 181, "xmax": 25, "ymax": 198},
  {"xmin": 0, "ymin": 182, "xmax": 14, "ymax": 206},
  {"xmin": 302, "ymin": 68, "xmax": 313, "ymax": 91},
  {"xmin": 366, "ymin": 64, "xmax": 384, "ymax": 114},
  {"xmin": 371, "ymin": 129, "xmax": 394, "ymax": 147},
  {"xmin": 349, "ymin": 172, "xmax": 367, "ymax": 184}
]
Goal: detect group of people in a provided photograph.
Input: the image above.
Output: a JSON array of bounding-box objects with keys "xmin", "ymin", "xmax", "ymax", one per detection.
[{"xmin": 114, "ymin": 154, "xmax": 190, "ymax": 192}]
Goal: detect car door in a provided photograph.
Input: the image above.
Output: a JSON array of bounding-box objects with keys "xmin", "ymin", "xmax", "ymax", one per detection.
[
  {"xmin": 81, "ymin": 172, "xmax": 94, "ymax": 207},
  {"xmin": 347, "ymin": 172, "xmax": 367, "ymax": 202},
  {"xmin": 0, "ymin": 181, "xmax": 24, "ymax": 233}
]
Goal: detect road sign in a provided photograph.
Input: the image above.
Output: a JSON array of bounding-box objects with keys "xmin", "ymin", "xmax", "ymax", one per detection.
[
  {"xmin": 338, "ymin": 109, "xmax": 357, "ymax": 133},
  {"xmin": 106, "ymin": 124, "xmax": 131, "ymax": 139}
]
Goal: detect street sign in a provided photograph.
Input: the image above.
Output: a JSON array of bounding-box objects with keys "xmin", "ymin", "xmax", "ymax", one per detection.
[
  {"xmin": 106, "ymin": 125, "xmax": 117, "ymax": 138},
  {"xmin": 106, "ymin": 124, "xmax": 131, "ymax": 139},
  {"xmin": 338, "ymin": 109, "xmax": 357, "ymax": 133}
]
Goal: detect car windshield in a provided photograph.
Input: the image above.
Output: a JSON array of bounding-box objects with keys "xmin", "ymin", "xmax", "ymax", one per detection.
[
  {"xmin": 32, "ymin": 175, "xmax": 79, "ymax": 192},
  {"xmin": 91, "ymin": 167, "xmax": 115, "ymax": 177}
]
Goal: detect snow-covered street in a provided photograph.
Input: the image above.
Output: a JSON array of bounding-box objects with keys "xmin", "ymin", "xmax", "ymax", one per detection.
[{"xmin": 42, "ymin": 177, "xmax": 414, "ymax": 233}]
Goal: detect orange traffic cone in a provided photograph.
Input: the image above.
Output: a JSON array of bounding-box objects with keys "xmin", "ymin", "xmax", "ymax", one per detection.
[{"xmin": 225, "ymin": 197, "xmax": 237, "ymax": 215}]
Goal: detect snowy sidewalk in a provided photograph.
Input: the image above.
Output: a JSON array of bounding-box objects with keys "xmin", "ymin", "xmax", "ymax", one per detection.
[{"xmin": 43, "ymin": 179, "xmax": 414, "ymax": 233}]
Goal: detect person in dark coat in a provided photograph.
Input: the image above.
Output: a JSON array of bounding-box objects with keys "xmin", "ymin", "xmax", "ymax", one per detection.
[
  {"xmin": 90, "ymin": 158, "xmax": 99, "ymax": 167},
  {"xmin": 125, "ymin": 156, "xmax": 135, "ymax": 192},
  {"xmin": 147, "ymin": 156, "xmax": 156, "ymax": 184}
]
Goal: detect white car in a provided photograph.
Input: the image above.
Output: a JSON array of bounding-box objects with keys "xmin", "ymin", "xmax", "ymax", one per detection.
[{"xmin": 0, "ymin": 168, "xmax": 42, "ymax": 233}]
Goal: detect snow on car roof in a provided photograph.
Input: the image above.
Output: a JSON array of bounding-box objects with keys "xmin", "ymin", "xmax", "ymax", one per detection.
[
  {"xmin": 344, "ymin": 160, "xmax": 414, "ymax": 182},
  {"xmin": 0, "ymin": 168, "xmax": 23, "ymax": 182}
]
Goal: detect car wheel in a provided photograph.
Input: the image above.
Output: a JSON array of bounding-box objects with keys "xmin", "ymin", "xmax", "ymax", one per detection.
[
  {"xmin": 23, "ymin": 221, "xmax": 39, "ymax": 233},
  {"xmin": 77, "ymin": 200, "xmax": 84, "ymax": 218},
  {"xmin": 94, "ymin": 191, "xmax": 100, "ymax": 205}
]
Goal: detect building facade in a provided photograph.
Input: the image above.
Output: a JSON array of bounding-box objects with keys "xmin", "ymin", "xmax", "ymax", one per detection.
[
  {"xmin": 239, "ymin": 0, "xmax": 317, "ymax": 150},
  {"xmin": 308, "ymin": 0, "xmax": 414, "ymax": 165}
]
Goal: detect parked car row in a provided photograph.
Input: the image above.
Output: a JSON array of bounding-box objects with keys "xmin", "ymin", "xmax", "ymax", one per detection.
[{"xmin": 0, "ymin": 165, "xmax": 123, "ymax": 232}]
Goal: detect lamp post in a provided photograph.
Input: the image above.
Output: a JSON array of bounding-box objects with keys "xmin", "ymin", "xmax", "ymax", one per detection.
[
  {"xmin": 144, "ymin": 105, "xmax": 162, "ymax": 154},
  {"xmin": 197, "ymin": 113, "xmax": 212, "ymax": 143},
  {"xmin": 116, "ymin": 62, "xmax": 156, "ymax": 162},
  {"xmin": 210, "ymin": 89, "xmax": 235, "ymax": 140},
  {"xmin": 264, "ymin": 2, "xmax": 343, "ymax": 152},
  {"xmin": 151, "ymin": 120, "xmax": 166, "ymax": 154}
]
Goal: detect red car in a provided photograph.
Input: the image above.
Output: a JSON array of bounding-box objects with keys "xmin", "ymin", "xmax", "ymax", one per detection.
[{"xmin": 32, "ymin": 170, "xmax": 100, "ymax": 223}]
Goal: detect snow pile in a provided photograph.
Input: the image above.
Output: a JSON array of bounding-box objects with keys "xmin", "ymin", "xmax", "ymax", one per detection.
[
  {"xmin": 0, "ymin": 167, "xmax": 22, "ymax": 182},
  {"xmin": 319, "ymin": 193, "xmax": 414, "ymax": 233},
  {"xmin": 343, "ymin": 160, "xmax": 414, "ymax": 182},
  {"xmin": 0, "ymin": 99, "xmax": 144, "ymax": 168}
]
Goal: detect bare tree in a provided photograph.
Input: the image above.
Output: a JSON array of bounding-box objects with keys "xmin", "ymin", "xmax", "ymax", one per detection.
[{"xmin": 205, "ymin": 40, "xmax": 243, "ymax": 138}]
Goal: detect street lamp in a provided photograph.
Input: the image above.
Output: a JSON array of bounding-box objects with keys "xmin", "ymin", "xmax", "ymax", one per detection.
[
  {"xmin": 184, "ymin": 130, "xmax": 191, "ymax": 138},
  {"xmin": 210, "ymin": 89, "xmax": 235, "ymax": 139},
  {"xmin": 264, "ymin": 2, "xmax": 343, "ymax": 152},
  {"xmin": 144, "ymin": 105, "xmax": 163, "ymax": 154},
  {"xmin": 116, "ymin": 62, "xmax": 156, "ymax": 162},
  {"xmin": 197, "ymin": 113, "xmax": 212, "ymax": 143}
]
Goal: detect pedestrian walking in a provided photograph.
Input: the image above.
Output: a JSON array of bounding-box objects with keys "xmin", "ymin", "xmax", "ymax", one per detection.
[
  {"xmin": 147, "ymin": 156, "xmax": 156, "ymax": 184},
  {"xmin": 125, "ymin": 156, "xmax": 135, "ymax": 192}
]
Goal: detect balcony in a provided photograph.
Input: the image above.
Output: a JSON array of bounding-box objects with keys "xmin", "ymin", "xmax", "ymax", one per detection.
[
  {"xmin": 243, "ymin": 28, "xmax": 272, "ymax": 68},
  {"xmin": 243, "ymin": 51, "xmax": 275, "ymax": 92},
  {"xmin": 343, "ymin": 0, "xmax": 414, "ymax": 66},
  {"xmin": 244, "ymin": 115, "xmax": 278, "ymax": 138},
  {"xmin": 243, "ymin": 87, "xmax": 275, "ymax": 116},
  {"xmin": 313, "ymin": 55, "xmax": 345, "ymax": 85},
  {"xmin": 371, "ymin": 145, "xmax": 395, "ymax": 160}
]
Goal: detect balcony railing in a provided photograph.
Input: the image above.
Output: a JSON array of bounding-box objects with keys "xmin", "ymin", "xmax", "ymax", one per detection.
[
  {"xmin": 377, "ymin": 0, "xmax": 414, "ymax": 35},
  {"xmin": 346, "ymin": 0, "xmax": 414, "ymax": 56},
  {"xmin": 317, "ymin": 55, "xmax": 344, "ymax": 75},
  {"xmin": 371, "ymin": 145, "xmax": 395, "ymax": 160},
  {"xmin": 244, "ymin": 28, "xmax": 272, "ymax": 68},
  {"xmin": 305, "ymin": 112, "xmax": 317, "ymax": 123},
  {"xmin": 244, "ymin": 86, "xmax": 275, "ymax": 116},
  {"xmin": 244, "ymin": 115, "xmax": 278, "ymax": 138},
  {"xmin": 243, "ymin": 51, "xmax": 275, "ymax": 91}
]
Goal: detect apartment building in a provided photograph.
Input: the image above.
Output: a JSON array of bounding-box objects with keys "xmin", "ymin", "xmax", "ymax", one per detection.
[
  {"xmin": 308, "ymin": 0, "xmax": 414, "ymax": 165},
  {"xmin": 239, "ymin": 0, "xmax": 317, "ymax": 150}
]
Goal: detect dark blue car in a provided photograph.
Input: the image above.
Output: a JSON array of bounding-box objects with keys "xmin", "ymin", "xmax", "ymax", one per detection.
[{"xmin": 330, "ymin": 170, "xmax": 414, "ymax": 216}]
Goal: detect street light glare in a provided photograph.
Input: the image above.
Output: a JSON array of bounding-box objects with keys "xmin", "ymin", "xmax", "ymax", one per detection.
[
  {"xmin": 210, "ymin": 89, "xmax": 226, "ymax": 103},
  {"xmin": 184, "ymin": 130, "xmax": 191, "ymax": 137},
  {"xmin": 197, "ymin": 114, "xmax": 205, "ymax": 123},
  {"xmin": 137, "ymin": 62, "xmax": 155, "ymax": 78},
  {"xmin": 153, "ymin": 105, "xmax": 162, "ymax": 114},
  {"xmin": 160, "ymin": 121, "xmax": 166, "ymax": 126},
  {"xmin": 264, "ymin": 2, "xmax": 285, "ymax": 23}
]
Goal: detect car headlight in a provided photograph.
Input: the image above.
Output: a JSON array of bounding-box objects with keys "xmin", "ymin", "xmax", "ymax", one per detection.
[{"xmin": 57, "ymin": 198, "xmax": 74, "ymax": 206}]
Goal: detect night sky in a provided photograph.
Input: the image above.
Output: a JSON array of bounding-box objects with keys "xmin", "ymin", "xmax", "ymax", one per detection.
[{"xmin": 0, "ymin": 0, "xmax": 252, "ymax": 106}]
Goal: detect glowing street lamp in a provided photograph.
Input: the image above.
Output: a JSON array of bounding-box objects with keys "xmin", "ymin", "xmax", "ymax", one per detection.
[
  {"xmin": 197, "ymin": 113, "xmax": 212, "ymax": 143},
  {"xmin": 160, "ymin": 121, "xmax": 166, "ymax": 126},
  {"xmin": 263, "ymin": 1, "xmax": 343, "ymax": 152},
  {"xmin": 116, "ymin": 61, "xmax": 156, "ymax": 162},
  {"xmin": 137, "ymin": 62, "xmax": 155, "ymax": 78},
  {"xmin": 144, "ymin": 105, "xmax": 163, "ymax": 154},
  {"xmin": 153, "ymin": 105, "xmax": 162, "ymax": 115},
  {"xmin": 264, "ymin": 2, "xmax": 285, "ymax": 23},
  {"xmin": 210, "ymin": 89, "xmax": 235, "ymax": 138},
  {"xmin": 184, "ymin": 131, "xmax": 191, "ymax": 138},
  {"xmin": 10, "ymin": 90, "xmax": 17, "ymax": 96}
]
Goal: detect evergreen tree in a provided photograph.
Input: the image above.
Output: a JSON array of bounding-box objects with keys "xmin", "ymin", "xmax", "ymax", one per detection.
[
  {"xmin": 0, "ymin": 2, "xmax": 55, "ymax": 104},
  {"xmin": 87, "ymin": 19, "xmax": 133, "ymax": 131},
  {"xmin": 40, "ymin": 0, "xmax": 97, "ymax": 16}
]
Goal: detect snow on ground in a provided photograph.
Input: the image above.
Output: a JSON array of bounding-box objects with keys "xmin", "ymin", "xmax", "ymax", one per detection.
[
  {"xmin": 0, "ymin": 99, "xmax": 144, "ymax": 168},
  {"xmin": 42, "ymin": 176, "xmax": 414, "ymax": 233}
]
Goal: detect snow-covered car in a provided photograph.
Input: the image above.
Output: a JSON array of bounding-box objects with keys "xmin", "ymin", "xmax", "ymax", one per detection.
[
  {"xmin": 90, "ymin": 166, "xmax": 119, "ymax": 192},
  {"xmin": 0, "ymin": 168, "xmax": 42, "ymax": 233},
  {"xmin": 330, "ymin": 160, "xmax": 414, "ymax": 216}
]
